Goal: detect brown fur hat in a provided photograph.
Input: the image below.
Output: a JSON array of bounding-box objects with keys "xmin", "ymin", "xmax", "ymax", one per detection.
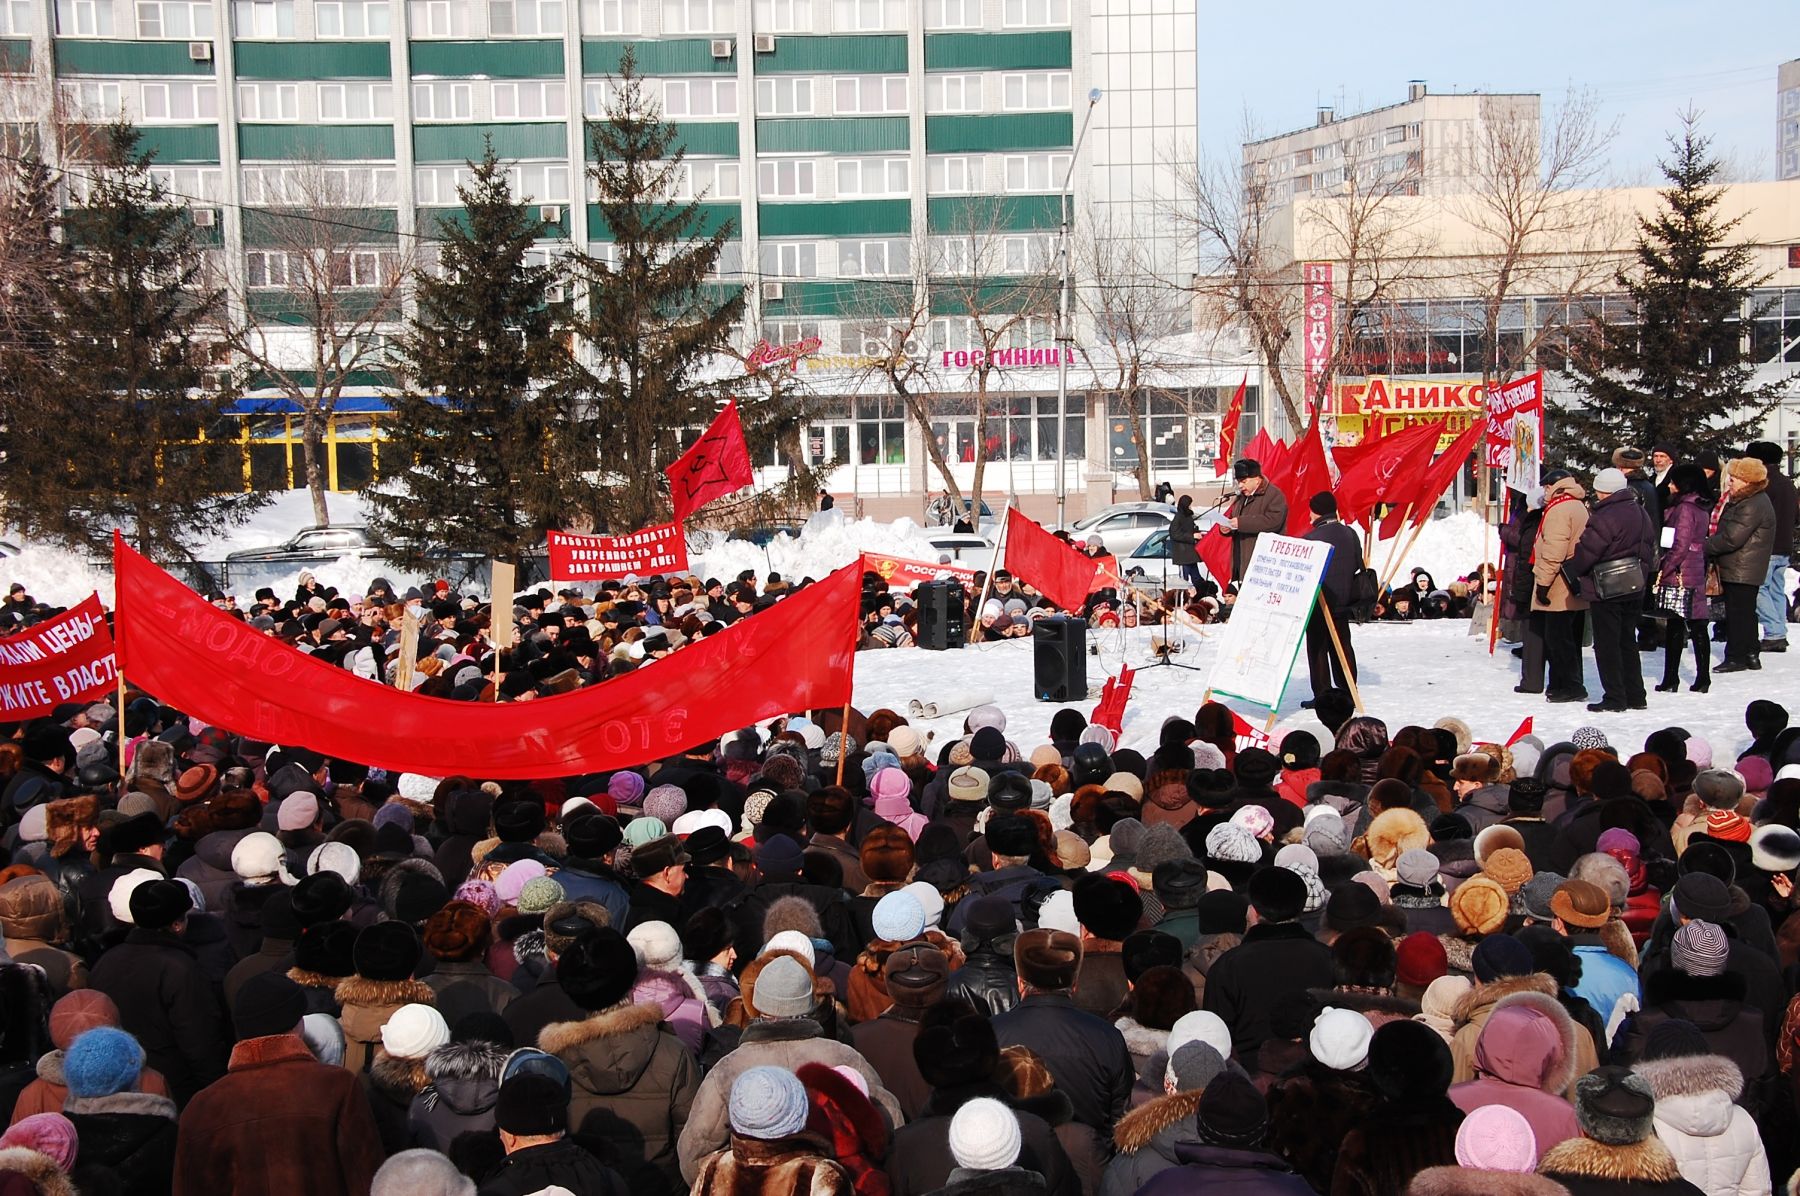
[{"xmin": 44, "ymin": 796, "xmax": 98, "ymax": 859}]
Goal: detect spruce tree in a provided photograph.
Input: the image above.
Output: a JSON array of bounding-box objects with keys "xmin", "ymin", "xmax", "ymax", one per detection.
[
  {"xmin": 1558, "ymin": 117, "xmax": 1783, "ymax": 469},
  {"xmin": 369, "ymin": 146, "xmax": 582, "ymax": 568},
  {"xmin": 2, "ymin": 124, "xmax": 266, "ymax": 562},
  {"xmin": 571, "ymin": 48, "xmax": 818, "ymax": 530}
]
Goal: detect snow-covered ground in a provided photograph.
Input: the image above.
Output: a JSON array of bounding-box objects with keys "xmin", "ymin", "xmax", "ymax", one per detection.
[
  {"xmin": 4, "ymin": 491, "xmax": 1785, "ymax": 765},
  {"xmin": 849, "ymin": 619, "xmax": 1770, "ymax": 766}
]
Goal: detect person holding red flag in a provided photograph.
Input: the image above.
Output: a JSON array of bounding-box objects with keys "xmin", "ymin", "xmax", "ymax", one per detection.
[{"xmin": 1224, "ymin": 458, "xmax": 1288, "ymax": 583}]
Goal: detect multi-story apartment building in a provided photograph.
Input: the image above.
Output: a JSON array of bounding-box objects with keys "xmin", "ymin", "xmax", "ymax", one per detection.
[
  {"xmin": 1, "ymin": 0, "xmax": 1225, "ymax": 519},
  {"xmin": 1242, "ymin": 81, "xmax": 1540, "ymax": 207},
  {"xmin": 1780, "ymin": 58, "xmax": 1799, "ymax": 180}
]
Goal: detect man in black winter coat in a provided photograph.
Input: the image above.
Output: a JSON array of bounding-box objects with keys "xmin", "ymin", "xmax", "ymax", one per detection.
[
  {"xmin": 1567, "ymin": 468, "xmax": 1657, "ymax": 712},
  {"xmin": 480, "ymin": 1074, "xmax": 627, "ymax": 1196},
  {"xmin": 1202, "ymin": 866, "xmax": 1334, "ymax": 1062},
  {"xmin": 1301, "ymin": 492, "xmax": 1363, "ymax": 700},
  {"xmin": 944, "ymin": 895, "xmax": 1021, "ymax": 1017},
  {"xmin": 992, "ymin": 929, "xmax": 1134, "ymax": 1134}
]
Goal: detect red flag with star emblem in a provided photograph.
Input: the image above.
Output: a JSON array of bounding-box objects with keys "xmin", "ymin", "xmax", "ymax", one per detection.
[{"xmin": 667, "ymin": 399, "xmax": 754, "ymax": 521}]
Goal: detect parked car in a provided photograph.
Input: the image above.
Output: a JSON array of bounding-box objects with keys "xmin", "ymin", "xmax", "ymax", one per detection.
[
  {"xmin": 727, "ymin": 524, "xmax": 804, "ymax": 548},
  {"xmin": 927, "ymin": 498, "xmax": 1001, "ymax": 536},
  {"xmin": 1124, "ymin": 510, "xmax": 1231, "ymax": 590},
  {"xmin": 1064, "ymin": 502, "xmax": 1178, "ymax": 557},
  {"xmin": 926, "ymin": 533, "xmax": 994, "ymax": 565},
  {"xmin": 224, "ymin": 524, "xmax": 374, "ymax": 564}
]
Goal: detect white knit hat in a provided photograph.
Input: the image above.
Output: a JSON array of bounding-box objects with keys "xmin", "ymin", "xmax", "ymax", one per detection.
[
  {"xmin": 762, "ymin": 929, "xmax": 816, "ymax": 967},
  {"xmin": 902, "ymin": 880, "xmax": 945, "ymax": 930},
  {"xmin": 230, "ymin": 832, "xmax": 285, "ymax": 882},
  {"xmin": 396, "ymin": 773, "xmax": 440, "ymax": 802},
  {"xmin": 949, "ymin": 1097, "xmax": 1021, "ymax": 1170},
  {"xmin": 108, "ymin": 868, "xmax": 161, "ymax": 926},
  {"xmin": 1309, "ymin": 1007, "xmax": 1373, "ymax": 1071},
  {"xmin": 627, "ymin": 920, "xmax": 683, "ymax": 971},
  {"xmin": 1165, "ymin": 1009, "xmax": 1233, "ymax": 1087},
  {"xmin": 381, "ymin": 1003, "xmax": 450, "ymax": 1059}
]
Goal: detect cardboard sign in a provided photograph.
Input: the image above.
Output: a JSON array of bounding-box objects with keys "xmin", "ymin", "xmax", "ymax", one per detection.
[
  {"xmin": 0, "ymin": 594, "xmax": 118, "ymax": 718},
  {"xmin": 548, "ymin": 524, "xmax": 689, "ymax": 580},
  {"xmin": 1206, "ymin": 535, "xmax": 1331, "ymax": 712}
]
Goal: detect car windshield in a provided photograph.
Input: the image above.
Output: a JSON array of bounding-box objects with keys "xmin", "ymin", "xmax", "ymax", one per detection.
[{"xmin": 1131, "ymin": 530, "xmax": 1169, "ymax": 558}]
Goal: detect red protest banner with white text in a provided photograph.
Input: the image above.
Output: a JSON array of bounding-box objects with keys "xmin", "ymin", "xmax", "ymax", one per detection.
[
  {"xmin": 1483, "ymin": 372, "xmax": 1543, "ymax": 469},
  {"xmin": 861, "ymin": 553, "xmax": 977, "ymax": 589},
  {"xmin": 0, "ymin": 594, "xmax": 118, "ymax": 718},
  {"xmin": 1230, "ymin": 708, "xmax": 1275, "ymax": 754},
  {"xmin": 1301, "ymin": 262, "xmax": 1334, "ymax": 417},
  {"xmin": 548, "ymin": 524, "xmax": 689, "ymax": 581}
]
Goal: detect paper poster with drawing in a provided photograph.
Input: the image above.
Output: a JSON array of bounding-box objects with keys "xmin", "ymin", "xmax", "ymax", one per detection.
[{"xmin": 1207, "ymin": 535, "xmax": 1331, "ymax": 712}]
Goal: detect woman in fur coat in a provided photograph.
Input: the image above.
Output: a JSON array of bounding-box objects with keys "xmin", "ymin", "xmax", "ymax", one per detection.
[
  {"xmin": 334, "ymin": 923, "xmax": 436, "ymax": 1074},
  {"xmin": 1538, "ymin": 1067, "xmax": 1706, "ymax": 1196},
  {"xmin": 1630, "ymin": 1022, "xmax": 1770, "ymax": 1196},
  {"xmin": 691, "ymin": 1067, "xmax": 855, "ymax": 1196}
]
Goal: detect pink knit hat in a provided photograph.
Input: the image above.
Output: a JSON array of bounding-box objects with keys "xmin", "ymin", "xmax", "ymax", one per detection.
[
  {"xmin": 869, "ymin": 768, "xmax": 911, "ymax": 803},
  {"xmin": 1454, "ymin": 1104, "xmax": 1536, "ymax": 1172},
  {"xmin": 1, "ymin": 1113, "xmax": 78, "ymax": 1170}
]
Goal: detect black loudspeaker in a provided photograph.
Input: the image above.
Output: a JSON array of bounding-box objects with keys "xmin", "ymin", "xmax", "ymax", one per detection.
[
  {"xmin": 917, "ymin": 581, "xmax": 965, "ymax": 651},
  {"xmin": 1033, "ymin": 616, "xmax": 1087, "ymax": 701}
]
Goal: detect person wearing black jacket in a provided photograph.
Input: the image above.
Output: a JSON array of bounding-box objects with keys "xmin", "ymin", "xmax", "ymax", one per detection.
[
  {"xmin": 1201, "ymin": 866, "xmax": 1334, "ymax": 1062},
  {"xmin": 1168, "ymin": 494, "xmax": 1203, "ymax": 596},
  {"xmin": 1567, "ymin": 468, "xmax": 1656, "ymax": 712},
  {"xmin": 1225, "ymin": 459, "xmax": 1289, "ymax": 583},
  {"xmin": 1500, "ymin": 490, "xmax": 1549, "ymax": 693},
  {"xmin": 1300, "ymin": 492, "xmax": 1362, "ymax": 702}
]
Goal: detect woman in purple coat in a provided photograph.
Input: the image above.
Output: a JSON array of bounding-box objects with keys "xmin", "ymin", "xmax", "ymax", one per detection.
[{"xmin": 1654, "ymin": 463, "xmax": 1713, "ymax": 694}]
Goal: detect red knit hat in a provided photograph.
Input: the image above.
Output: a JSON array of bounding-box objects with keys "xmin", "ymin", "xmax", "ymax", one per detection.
[
  {"xmin": 1395, "ymin": 931, "xmax": 1448, "ymax": 988},
  {"xmin": 1705, "ymin": 808, "xmax": 1752, "ymax": 843}
]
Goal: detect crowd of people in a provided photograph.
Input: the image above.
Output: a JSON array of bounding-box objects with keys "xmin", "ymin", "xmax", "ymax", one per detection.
[{"xmin": 0, "ymin": 638, "xmax": 1798, "ymax": 1194}]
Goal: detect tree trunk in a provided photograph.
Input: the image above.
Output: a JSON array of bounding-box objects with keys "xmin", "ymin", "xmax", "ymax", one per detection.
[
  {"xmin": 968, "ymin": 382, "xmax": 990, "ymax": 523},
  {"xmin": 301, "ymin": 409, "xmax": 330, "ymax": 525},
  {"xmin": 896, "ymin": 380, "xmax": 964, "ymax": 505}
]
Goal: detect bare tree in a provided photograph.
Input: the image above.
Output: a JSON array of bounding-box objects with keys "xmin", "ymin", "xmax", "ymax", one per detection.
[
  {"xmin": 1078, "ymin": 208, "xmax": 1189, "ymax": 498},
  {"xmin": 225, "ymin": 157, "xmax": 414, "ymax": 525},
  {"xmin": 1178, "ymin": 134, "xmax": 1306, "ymax": 432}
]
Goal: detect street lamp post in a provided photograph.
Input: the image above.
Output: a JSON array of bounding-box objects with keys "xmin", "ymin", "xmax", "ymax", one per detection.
[{"xmin": 1054, "ymin": 88, "xmax": 1102, "ymax": 530}]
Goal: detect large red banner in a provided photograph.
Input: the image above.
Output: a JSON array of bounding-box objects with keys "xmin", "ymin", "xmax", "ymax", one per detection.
[
  {"xmin": 1003, "ymin": 509, "xmax": 1102, "ymax": 612},
  {"xmin": 1273, "ymin": 423, "xmax": 1332, "ymax": 536},
  {"xmin": 0, "ymin": 594, "xmax": 118, "ymax": 718},
  {"xmin": 668, "ymin": 400, "xmax": 754, "ymax": 521},
  {"xmin": 1215, "ymin": 374, "xmax": 1246, "ymax": 477},
  {"xmin": 1483, "ymin": 372, "xmax": 1544, "ymax": 468},
  {"xmin": 1406, "ymin": 419, "xmax": 1484, "ymax": 530},
  {"xmin": 113, "ymin": 534, "xmax": 859, "ymax": 778},
  {"xmin": 1331, "ymin": 419, "xmax": 1446, "ymax": 527},
  {"xmin": 861, "ymin": 553, "xmax": 978, "ymax": 589},
  {"xmin": 548, "ymin": 524, "xmax": 689, "ymax": 581}
]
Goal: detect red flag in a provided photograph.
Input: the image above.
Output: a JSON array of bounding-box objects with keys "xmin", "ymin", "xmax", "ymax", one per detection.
[
  {"xmin": 1090, "ymin": 664, "xmax": 1136, "ymax": 735},
  {"xmin": 1242, "ymin": 427, "xmax": 1288, "ymax": 481},
  {"xmin": 1276, "ymin": 423, "xmax": 1332, "ymax": 535},
  {"xmin": 667, "ymin": 399, "xmax": 753, "ymax": 520},
  {"xmin": 548, "ymin": 523, "xmax": 688, "ymax": 579},
  {"xmin": 1332, "ymin": 419, "xmax": 1443, "ymax": 527},
  {"xmin": 1197, "ymin": 526, "xmax": 1233, "ymax": 588},
  {"xmin": 112, "ymin": 533, "xmax": 860, "ymax": 778},
  {"xmin": 1003, "ymin": 509, "xmax": 1102, "ymax": 612},
  {"xmin": 1229, "ymin": 708, "xmax": 1276, "ymax": 753},
  {"xmin": 1406, "ymin": 419, "xmax": 1483, "ymax": 530},
  {"xmin": 1505, "ymin": 715, "xmax": 1534, "ymax": 747},
  {"xmin": 1215, "ymin": 374, "xmax": 1247, "ymax": 477}
]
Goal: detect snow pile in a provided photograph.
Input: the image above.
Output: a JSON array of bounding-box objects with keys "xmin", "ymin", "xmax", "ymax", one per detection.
[
  {"xmin": 1375, "ymin": 511, "xmax": 1497, "ymax": 587},
  {"xmin": 687, "ymin": 512, "xmax": 959, "ymax": 585},
  {"xmin": 2, "ymin": 543, "xmax": 114, "ymax": 608}
]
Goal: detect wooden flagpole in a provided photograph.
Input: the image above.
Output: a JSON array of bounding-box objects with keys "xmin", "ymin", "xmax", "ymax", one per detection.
[
  {"xmin": 1319, "ymin": 605, "xmax": 1364, "ymax": 713},
  {"xmin": 116, "ymin": 670, "xmax": 127, "ymax": 775},
  {"xmin": 1377, "ymin": 518, "xmax": 1430, "ymax": 595},
  {"xmin": 969, "ymin": 499, "xmax": 1013, "ymax": 644}
]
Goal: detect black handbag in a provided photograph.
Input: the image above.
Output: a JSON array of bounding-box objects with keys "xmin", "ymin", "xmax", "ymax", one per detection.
[{"xmin": 1587, "ymin": 557, "xmax": 1646, "ymax": 600}]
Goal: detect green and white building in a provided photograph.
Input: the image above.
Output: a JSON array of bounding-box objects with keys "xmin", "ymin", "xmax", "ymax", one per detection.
[{"xmin": 2, "ymin": 0, "xmax": 1231, "ymax": 516}]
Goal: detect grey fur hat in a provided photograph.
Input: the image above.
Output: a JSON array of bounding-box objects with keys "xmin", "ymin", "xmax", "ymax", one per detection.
[{"xmin": 1573, "ymin": 1066, "xmax": 1657, "ymax": 1145}]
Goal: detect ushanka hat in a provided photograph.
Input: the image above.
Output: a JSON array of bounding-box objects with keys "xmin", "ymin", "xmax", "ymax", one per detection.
[{"xmin": 1573, "ymin": 1066, "xmax": 1658, "ymax": 1146}]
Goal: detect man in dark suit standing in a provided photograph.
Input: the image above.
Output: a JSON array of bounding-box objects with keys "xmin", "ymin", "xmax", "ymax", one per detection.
[{"xmin": 1301, "ymin": 492, "xmax": 1362, "ymax": 701}]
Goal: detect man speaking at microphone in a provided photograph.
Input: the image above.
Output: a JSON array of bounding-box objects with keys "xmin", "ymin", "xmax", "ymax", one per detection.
[{"xmin": 1225, "ymin": 457, "xmax": 1289, "ymax": 583}]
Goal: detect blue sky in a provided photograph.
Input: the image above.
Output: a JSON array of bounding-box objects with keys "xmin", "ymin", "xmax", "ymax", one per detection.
[{"xmin": 1195, "ymin": 0, "xmax": 1787, "ymax": 184}]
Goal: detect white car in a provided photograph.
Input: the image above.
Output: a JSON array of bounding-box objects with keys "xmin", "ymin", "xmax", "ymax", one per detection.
[
  {"xmin": 926, "ymin": 533, "xmax": 994, "ymax": 564},
  {"xmin": 1064, "ymin": 502, "xmax": 1178, "ymax": 557}
]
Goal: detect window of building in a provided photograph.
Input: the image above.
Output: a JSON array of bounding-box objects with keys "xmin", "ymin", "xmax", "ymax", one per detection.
[
  {"xmin": 137, "ymin": 0, "xmax": 213, "ymax": 37},
  {"xmin": 150, "ymin": 166, "xmax": 224, "ymax": 203},
  {"xmin": 490, "ymin": 0, "xmax": 562, "ymax": 34},
  {"xmin": 755, "ymin": 77, "xmax": 814, "ymax": 116},
  {"xmin": 835, "ymin": 156, "xmax": 907, "ymax": 197},
  {"xmin": 663, "ymin": 0, "xmax": 730, "ymax": 32},
  {"xmin": 757, "ymin": 158, "xmax": 815, "ymax": 198},
  {"xmin": 1291, "ymin": 147, "xmax": 1312, "ymax": 169},
  {"xmin": 928, "ymin": 236, "xmax": 971, "ymax": 274},
  {"xmin": 839, "ymin": 238, "xmax": 908, "ymax": 277},
  {"xmin": 55, "ymin": 0, "xmax": 112, "ymax": 34},
  {"xmin": 926, "ymin": 154, "xmax": 978, "ymax": 193},
  {"xmin": 60, "ymin": 80, "xmax": 123, "ymax": 119},
  {"xmin": 833, "ymin": 0, "xmax": 899, "ymax": 29},
  {"xmin": 924, "ymin": 73, "xmax": 980, "ymax": 114},
  {"xmin": 760, "ymin": 241, "xmax": 817, "ymax": 277},
  {"xmin": 140, "ymin": 80, "xmax": 218, "ymax": 120},
  {"xmin": 833, "ymin": 75, "xmax": 906, "ymax": 115},
  {"xmin": 238, "ymin": 81, "xmax": 299, "ymax": 121},
  {"xmin": 999, "ymin": 71, "xmax": 1068, "ymax": 111},
  {"xmin": 0, "ymin": 0, "xmax": 30, "ymax": 33},
  {"xmin": 583, "ymin": 80, "xmax": 613, "ymax": 116},
  {"xmin": 407, "ymin": 0, "xmax": 471, "ymax": 35},
  {"xmin": 242, "ymin": 164, "xmax": 397, "ymax": 204},
  {"xmin": 318, "ymin": 81, "xmax": 394, "ymax": 120},
  {"xmin": 673, "ymin": 158, "xmax": 740, "ymax": 200},
  {"xmin": 1001, "ymin": 0, "xmax": 1063, "ymax": 25},
  {"xmin": 664, "ymin": 77, "xmax": 737, "ymax": 118},
  {"xmin": 1001, "ymin": 152, "xmax": 1070, "ymax": 192},
  {"xmin": 412, "ymin": 80, "xmax": 473, "ymax": 120},
  {"xmin": 999, "ymin": 315, "xmax": 1053, "ymax": 348},
  {"xmin": 1001, "ymin": 233, "xmax": 1053, "ymax": 274},
  {"xmin": 762, "ymin": 320, "xmax": 820, "ymax": 346},
  {"xmin": 579, "ymin": 0, "xmax": 636, "ymax": 29},
  {"xmin": 233, "ymin": 0, "xmax": 293, "ymax": 34},
  {"xmin": 923, "ymin": 0, "xmax": 975, "ymax": 27},
  {"xmin": 492, "ymin": 79, "xmax": 566, "ymax": 118},
  {"xmin": 414, "ymin": 165, "xmax": 467, "ymax": 205},
  {"xmin": 1383, "ymin": 124, "xmax": 1407, "ymax": 145},
  {"xmin": 246, "ymin": 248, "xmax": 401, "ymax": 288},
  {"xmin": 511, "ymin": 160, "xmax": 571, "ymax": 203},
  {"xmin": 315, "ymin": 0, "xmax": 387, "ymax": 34},
  {"xmin": 753, "ymin": 0, "xmax": 809, "ymax": 29}
]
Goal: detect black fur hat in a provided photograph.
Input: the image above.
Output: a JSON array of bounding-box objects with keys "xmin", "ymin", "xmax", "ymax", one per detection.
[
  {"xmin": 913, "ymin": 1009, "xmax": 999, "ymax": 1088},
  {"xmin": 1071, "ymin": 873, "xmax": 1142, "ymax": 942},
  {"xmin": 1366, "ymin": 1019, "xmax": 1453, "ymax": 1102}
]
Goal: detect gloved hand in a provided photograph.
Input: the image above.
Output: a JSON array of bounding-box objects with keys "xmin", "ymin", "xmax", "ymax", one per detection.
[{"xmin": 1535, "ymin": 585, "xmax": 1552, "ymax": 606}]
